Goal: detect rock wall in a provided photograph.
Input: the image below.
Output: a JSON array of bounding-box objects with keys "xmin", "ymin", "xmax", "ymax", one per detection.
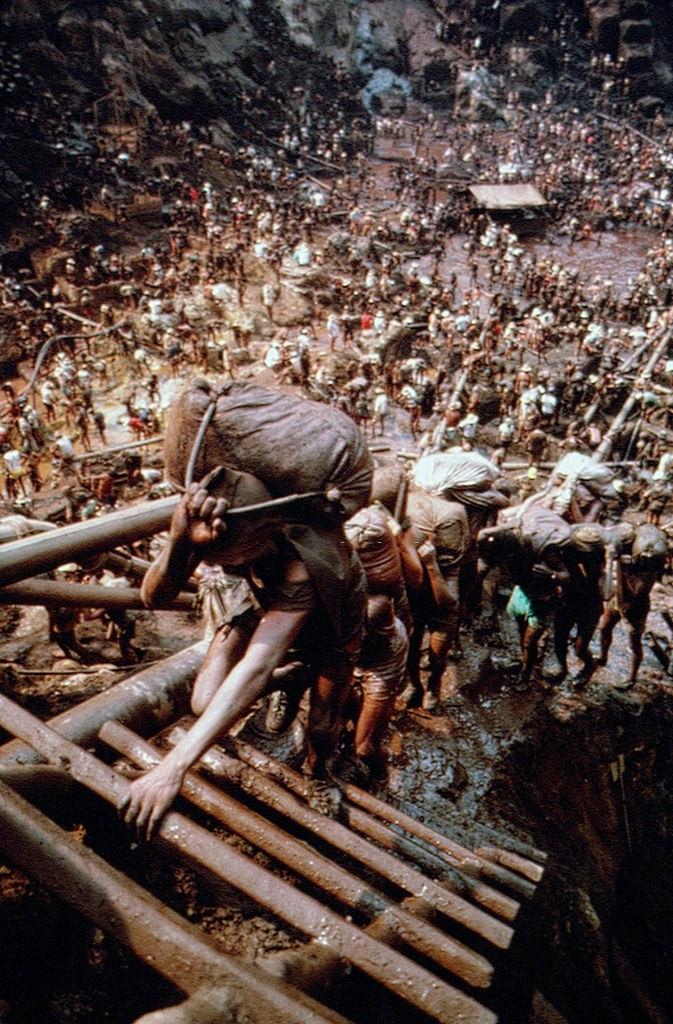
[
  {"xmin": 483, "ymin": 684, "xmax": 673, "ymax": 1023},
  {"xmin": 2, "ymin": 0, "xmax": 341, "ymax": 122},
  {"xmin": 4, "ymin": 0, "xmax": 673, "ymax": 129},
  {"xmin": 3, "ymin": 0, "xmax": 673, "ymax": 215},
  {"xmin": 585, "ymin": 0, "xmax": 673, "ymax": 104},
  {"xmin": 0, "ymin": 0, "xmax": 352, "ymax": 232}
]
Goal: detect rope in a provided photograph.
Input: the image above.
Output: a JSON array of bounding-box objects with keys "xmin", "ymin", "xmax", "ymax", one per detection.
[
  {"xmin": 180, "ymin": 393, "xmax": 327, "ymax": 515},
  {"xmin": 184, "ymin": 399, "xmax": 217, "ymax": 488}
]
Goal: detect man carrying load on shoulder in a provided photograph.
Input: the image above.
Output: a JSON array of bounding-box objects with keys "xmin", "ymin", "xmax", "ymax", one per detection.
[{"xmin": 122, "ymin": 465, "xmax": 366, "ymax": 839}]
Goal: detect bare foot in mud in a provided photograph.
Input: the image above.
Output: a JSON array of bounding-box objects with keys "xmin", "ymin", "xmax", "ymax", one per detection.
[
  {"xmin": 512, "ymin": 674, "xmax": 532, "ymax": 693},
  {"xmin": 542, "ymin": 661, "xmax": 566, "ymax": 683},
  {"xmin": 571, "ymin": 662, "xmax": 596, "ymax": 688},
  {"xmin": 489, "ymin": 652, "xmax": 521, "ymax": 674},
  {"xmin": 305, "ymin": 778, "xmax": 342, "ymax": 817},
  {"xmin": 421, "ymin": 689, "xmax": 439, "ymax": 711},
  {"xmin": 332, "ymin": 752, "xmax": 375, "ymax": 788}
]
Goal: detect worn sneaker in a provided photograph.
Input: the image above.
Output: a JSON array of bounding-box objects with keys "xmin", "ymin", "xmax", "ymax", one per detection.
[
  {"xmin": 422, "ymin": 689, "xmax": 439, "ymax": 711},
  {"xmin": 397, "ymin": 681, "xmax": 423, "ymax": 709}
]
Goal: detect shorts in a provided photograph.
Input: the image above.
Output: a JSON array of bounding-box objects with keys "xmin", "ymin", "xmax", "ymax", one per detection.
[
  {"xmin": 506, "ymin": 585, "xmax": 547, "ymax": 631},
  {"xmin": 255, "ymin": 554, "xmax": 366, "ymax": 675},
  {"xmin": 299, "ymin": 560, "xmax": 366, "ymax": 673}
]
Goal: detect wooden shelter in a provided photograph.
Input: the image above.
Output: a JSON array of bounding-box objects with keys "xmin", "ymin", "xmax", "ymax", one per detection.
[{"xmin": 468, "ymin": 183, "xmax": 547, "ymax": 210}]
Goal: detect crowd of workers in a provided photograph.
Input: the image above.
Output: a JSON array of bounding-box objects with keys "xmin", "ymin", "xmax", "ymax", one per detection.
[
  {"xmin": 2, "ymin": 11, "xmax": 673, "ymax": 819},
  {"xmin": 3, "ymin": 85, "xmax": 673, "ymax": 514}
]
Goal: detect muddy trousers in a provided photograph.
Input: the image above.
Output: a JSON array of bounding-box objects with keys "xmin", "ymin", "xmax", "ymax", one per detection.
[
  {"xmin": 408, "ymin": 579, "xmax": 459, "ymax": 699},
  {"xmin": 351, "ymin": 669, "xmax": 401, "ymax": 763}
]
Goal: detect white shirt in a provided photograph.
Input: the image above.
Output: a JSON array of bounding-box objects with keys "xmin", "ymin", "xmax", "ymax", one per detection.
[
  {"xmin": 3, "ymin": 449, "xmax": 22, "ymax": 472},
  {"xmin": 54, "ymin": 436, "xmax": 74, "ymax": 457},
  {"xmin": 374, "ymin": 393, "xmax": 388, "ymax": 416},
  {"xmin": 498, "ymin": 419, "xmax": 515, "ymax": 441},
  {"xmin": 292, "ymin": 242, "xmax": 311, "ymax": 266},
  {"xmin": 654, "ymin": 452, "xmax": 673, "ymax": 480},
  {"xmin": 264, "ymin": 344, "xmax": 282, "ymax": 370},
  {"xmin": 539, "ymin": 392, "xmax": 557, "ymax": 416}
]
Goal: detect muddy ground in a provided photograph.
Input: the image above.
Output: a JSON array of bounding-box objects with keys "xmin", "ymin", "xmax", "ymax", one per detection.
[
  {"xmin": 2, "ymin": 548, "xmax": 673, "ymax": 1024},
  {"xmin": 1, "ymin": 115, "xmax": 673, "ymax": 1023}
]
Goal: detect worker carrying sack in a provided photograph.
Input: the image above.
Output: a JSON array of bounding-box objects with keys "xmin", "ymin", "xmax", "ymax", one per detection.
[
  {"xmin": 406, "ymin": 491, "xmax": 470, "ymax": 571},
  {"xmin": 345, "ymin": 504, "xmax": 411, "ymax": 633},
  {"xmin": 413, "ymin": 451, "xmax": 511, "ymax": 510},
  {"xmin": 164, "ymin": 379, "xmax": 374, "ymax": 522}
]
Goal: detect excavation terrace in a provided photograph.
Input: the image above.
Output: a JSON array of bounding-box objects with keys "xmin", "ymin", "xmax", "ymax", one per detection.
[{"xmin": 1, "ymin": 2, "xmax": 673, "ymax": 1023}]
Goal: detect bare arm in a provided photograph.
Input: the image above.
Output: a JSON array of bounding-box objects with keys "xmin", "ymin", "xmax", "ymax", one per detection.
[
  {"xmin": 121, "ymin": 602, "xmax": 310, "ymax": 840},
  {"xmin": 141, "ymin": 533, "xmax": 200, "ymax": 607},
  {"xmin": 141, "ymin": 467, "xmax": 231, "ymax": 608},
  {"xmin": 387, "ymin": 518, "xmax": 424, "ymax": 591},
  {"xmin": 418, "ymin": 540, "xmax": 455, "ymax": 615}
]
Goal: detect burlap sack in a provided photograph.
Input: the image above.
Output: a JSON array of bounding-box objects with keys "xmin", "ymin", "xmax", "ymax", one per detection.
[{"xmin": 165, "ymin": 379, "xmax": 373, "ymax": 521}]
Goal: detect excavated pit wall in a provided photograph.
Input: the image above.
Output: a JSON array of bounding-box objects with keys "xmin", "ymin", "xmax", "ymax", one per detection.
[
  {"xmin": 4, "ymin": 0, "xmax": 673, "ymax": 238},
  {"xmin": 481, "ymin": 681, "xmax": 673, "ymax": 1023}
]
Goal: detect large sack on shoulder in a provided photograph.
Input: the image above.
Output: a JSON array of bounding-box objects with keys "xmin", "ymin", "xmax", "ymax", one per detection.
[
  {"xmin": 519, "ymin": 506, "xmax": 571, "ymax": 557},
  {"xmin": 346, "ymin": 505, "xmax": 404, "ymax": 593},
  {"xmin": 370, "ymin": 462, "xmax": 407, "ymax": 520},
  {"xmin": 413, "ymin": 451, "xmax": 510, "ymax": 510},
  {"xmin": 165, "ymin": 379, "xmax": 373, "ymax": 521},
  {"xmin": 345, "ymin": 504, "xmax": 411, "ymax": 632},
  {"xmin": 550, "ymin": 452, "xmax": 617, "ymax": 502},
  {"xmin": 407, "ymin": 492, "xmax": 469, "ymax": 566}
]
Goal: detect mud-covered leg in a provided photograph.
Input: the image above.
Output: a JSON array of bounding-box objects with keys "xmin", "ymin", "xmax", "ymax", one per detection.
[
  {"xmin": 572, "ymin": 600, "xmax": 601, "ymax": 685},
  {"xmin": 49, "ymin": 608, "xmax": 93, "ymax": 663},
  {"xmin": 597, "ymin": 608, "xmax": 620, "ymax": 668},
  {"xmin": 544, "ymin": 606, "xmax": 570, "ymax": 682},
  {"xmin": 398, "ymin": 607, "xmax": 425, "ymax": 709},
  {"xmin": 420, "ymin": 550, "xmax": 459, "ymax": 708},
  {"xmin": 423, "ymin": 626, "xmax": 449, "ymax": 710},
  {"xmin": 459, "ymin": 546, "xmax": 482, "ymax": 623},
  {"xmin": 442, "ymin": 571, "xmax": 461, "ymax": 658},
  {"xmin": 619, "ymin": 603, "xmax": 648, "ymax": 689},
  {"xmin": 304, "ymin": 663, "xmax": 354, "ymax": 778},
  {"xmin": 300, "ymin": 663, "xmax": 355, "ymax": 815},
  {"xmin": 354, "ymin": 671, "xmax": 397, "ymax": 781},
  {"xmin": 107, "ymin": 610, "xmax": 139, "ymax": 664},
  {"xmin": 517, "ymin": 624, "xmax": 543, "ymax": 691}
]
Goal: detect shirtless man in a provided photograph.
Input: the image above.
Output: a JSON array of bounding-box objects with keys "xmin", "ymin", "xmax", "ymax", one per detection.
[{"xmin": 121, "ymin": 466, "xmax": 366, "ymax": 839}]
